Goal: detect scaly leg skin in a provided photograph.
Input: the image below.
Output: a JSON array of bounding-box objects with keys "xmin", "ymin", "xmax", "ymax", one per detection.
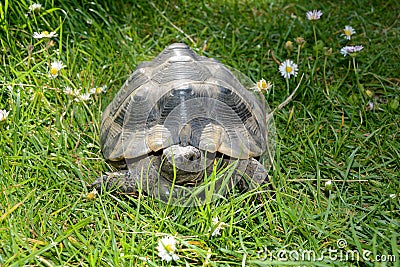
[
  {"xmin": 235, "ymin": 158, "xmax": 271, "ymax": 192},
  {"xmin": 91, "ymin": 170, "xmax": 136, "ymax": 194}
]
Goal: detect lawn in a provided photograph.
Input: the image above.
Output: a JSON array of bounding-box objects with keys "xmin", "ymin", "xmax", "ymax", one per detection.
[{"xmin": 0, "ymin": 0, "xmax": 399, "ymax": 266}]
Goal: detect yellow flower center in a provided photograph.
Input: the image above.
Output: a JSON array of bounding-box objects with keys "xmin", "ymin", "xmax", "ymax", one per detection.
[
  {"xmin": 96, "ymin": 87, "xmax": 102, "ymax": 94},
  {"xmin": 365, "ymin": 89, "xmax": 373, "ymax": 97},
  {"xmin": 285, "ymin": 66, "xmax": 293, "ymax": 73},
  {"xmin": 344, "ymin": 29, "xmax": 351, "ymax": 36},
  {"xmin": 50, "ymin": 67, "xmax": 58, "ymax": 76},
  {"xmin": 42, "ymin": 31, "xmax": 49, "ymax": 36},
  {"xmin": 164, "ymin": 244, "xmax": 173, "ymax": 253}
]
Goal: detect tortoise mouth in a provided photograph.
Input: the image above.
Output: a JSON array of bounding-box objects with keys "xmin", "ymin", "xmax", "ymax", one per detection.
[{"xmin": 160, "ymin": 144, "xmax": 215, "ymax": 184}]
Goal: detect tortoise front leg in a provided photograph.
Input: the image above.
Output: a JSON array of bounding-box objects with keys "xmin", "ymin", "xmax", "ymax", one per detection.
[
  {"xmin": 235, "ymin": 158, "xmax": 272, "ymax": 192},
  {"xmin": 91, "ymin": 170, "xmax": 138, "ymax": 194}
]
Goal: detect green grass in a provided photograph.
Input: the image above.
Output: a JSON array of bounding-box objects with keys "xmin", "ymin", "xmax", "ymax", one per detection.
[{"xmin": 1, "ymin": 0, "xmax": 399, "ymax": 266}]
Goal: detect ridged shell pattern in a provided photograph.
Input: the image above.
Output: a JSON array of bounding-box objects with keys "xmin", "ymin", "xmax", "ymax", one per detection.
[{"xmin": 100, "ymin": 43, "xmax": 267, "ymax": 163}]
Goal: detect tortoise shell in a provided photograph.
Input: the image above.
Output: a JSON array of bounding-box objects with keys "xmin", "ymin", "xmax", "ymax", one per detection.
[{"xmin": 100, "ymin": 43, "xmax": 267, "ymax": 164}]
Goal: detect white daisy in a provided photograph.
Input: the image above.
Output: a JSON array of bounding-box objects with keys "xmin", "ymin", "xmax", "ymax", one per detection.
[
  {"xmin": 306, "ymin": 10, "xmax": 323, "ymax": 21},
  {"xmin": 76, "ymin": 93, "xmax": 91, "ymax": 102},
  {"xmin": 29, "ymin": 3, "xmax": 42, "ymax": 12},
  {"xmin": 49, "ymin": 60, "xmax": 64, "ymax": 78},
  {"xmin": 279, "ymin": 59, "xmax": 298, "ymax": 79},
  {"xmin": 367, "ymin": 101, "xmax": 374, "ymax": 111},
  {"xmin": 342, "ymin": 25, "xmax": 356, "ymax": 40},
  {"xmin": 157, "ymin": 236, "xmax": 179, "ymax": 262},
  {"xmin": 63, "ymin": 86, "xmax": 80, "ymax": 96},
  {"xmin": 33, "ymin": 31, "xmax": 58, "ymax": 39},
  {"xmin": 89, "ymin": 85, "xmax": 107, "ymax": 95},
  {"xmin": 340, "ymin": 45, "xmax": 364, "ymax": 57},
  {"xmin": 256, "ymin": 78, "xmax": 272, "ymax": 93},
  {"xmin": 0, "ymin": 109, "xmax": 10, "ymax": 122},
  {"xmin": 138, "ymin": 256, "xmax": 149, "ymax": 262},
  {"xmin": 325, "ymin": 180, "xmax": 333, "ymax": 190},
  {"xmin": 211, "ymin": 217, "xmax": 226, "ymax": 237}
]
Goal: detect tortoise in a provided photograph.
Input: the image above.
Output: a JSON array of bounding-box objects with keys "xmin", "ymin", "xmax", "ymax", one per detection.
[{"xmin": 92, "ymin": 43, "xmax": 274, "ymax": 205}]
